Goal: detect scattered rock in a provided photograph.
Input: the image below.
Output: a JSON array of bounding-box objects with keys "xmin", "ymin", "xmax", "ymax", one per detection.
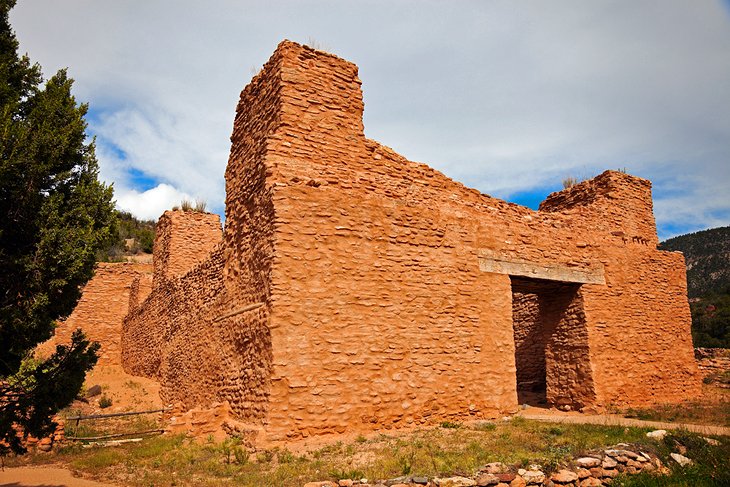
[
  {"xmin": 670, "ymin": 453, "xmax": 694, "ymax": 466},
  {"xmin": 576, "ymin": 468, "xmax": 590, "ymax": 479},
  {"xmin": 37, "ymin": 437, "xmax": 52, "ymax": 452},
  {"xmin": 601, "ymin": 456, "xmax": 618, "ymax": 469},
  {"xmin": 703, "ymin": 436, "xmax": 720, "ymax": 446},
  {"xmin": 86, "ymin": 384, "xmax": 102, "ymax": 397},
  {"xmin": 579, "ymin": 478, "xmax": 602, "ymax": 487},
  {"xmin": 509, "ymin": 477, "xmax": 526, "ymax": 487},
  {"xmin": 434, "ymin": 477, "xmax": 477, "ymax": 487},
  {"xmin": 338, "ymin": 480, "xmax": 354, "ymax": 487},
  {"xmin": 575, "ymin": 457, "xmax": 601, "ymax": 468},
  {"xmin": 481, "ymin": 462, "xmax": 505, "ymax": 474},
  {"xmin": 550, "ymin": 470, "xmax": 578, "ymax": 484},
  {"xmin": 412, "ymin": 477, "xmax": 429, "ymax": 485},
  {"xmin": 522, "ymin": 470, "xmax": 545, "ymax": 485},
  {"xmin": 476, "ymin": 473, "xmax": 500, "ymax": 486},
  {"xmin": 496, "ymin": 473, "xmax": 516, "ymax": 483},
  {"xmin": 646, "ymin": 429, "xmax": 667, "ymax": 440}
]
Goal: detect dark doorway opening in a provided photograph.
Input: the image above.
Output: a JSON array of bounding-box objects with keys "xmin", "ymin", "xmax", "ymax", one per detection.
[{"xmin": 511, "ymin": 277, "xmax": 596, "ymax": 410}]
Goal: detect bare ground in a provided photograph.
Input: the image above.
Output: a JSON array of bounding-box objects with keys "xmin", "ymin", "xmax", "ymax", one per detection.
[{"xmin": 0, "ymin": 466, "xmax": 114, "ymax": 487}]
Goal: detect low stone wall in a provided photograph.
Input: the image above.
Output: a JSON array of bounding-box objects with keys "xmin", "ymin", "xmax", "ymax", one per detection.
[
  {"xmin": 16, "ymin": 417, "xmax": 65, "ymax": 453},
  {"xmin": 304, "ymin": 445, "xmax": 667, "ymax": 487}
]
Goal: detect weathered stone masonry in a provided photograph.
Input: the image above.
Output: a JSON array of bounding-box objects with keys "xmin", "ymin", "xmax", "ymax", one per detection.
[
  {"xmin": 39, "ymin": 262, "xmax": 153, "ymax": 367},
  {"xmin": 122, "ymin": 41, "xmax": 701, "ymax": 442}
]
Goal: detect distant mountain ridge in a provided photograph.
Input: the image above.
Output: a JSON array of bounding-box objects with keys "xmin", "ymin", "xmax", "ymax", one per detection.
[{"xmin": 660, "ymin": 226, "xmax": 730, "ymax": 298}]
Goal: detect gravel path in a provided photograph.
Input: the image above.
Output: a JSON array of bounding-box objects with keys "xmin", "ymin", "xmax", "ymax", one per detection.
[
  {"xmin": 520, "ymin": 407, "xmax": 730, "ymax": 436},
  {"xmin": 0, "ymin": 466, "xmax": 114, "ymax": 487}
]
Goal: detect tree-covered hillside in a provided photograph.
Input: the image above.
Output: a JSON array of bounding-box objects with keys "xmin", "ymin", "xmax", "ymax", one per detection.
[
  {"xmin": 660, "ymin": 226, "xmax": 730, "ymax": 348},
  {"xmin": 97, "ymin": 211, "xmax": 155, "ymax": 261},
  {"xmin": 659, "ymin": 226, "xmax": 730, "ymax": 298}
]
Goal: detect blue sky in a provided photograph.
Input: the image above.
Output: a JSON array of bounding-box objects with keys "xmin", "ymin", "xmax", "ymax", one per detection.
[{"xmin": 11, "ymin": 0, "xmax": 730, "ymax": 240}]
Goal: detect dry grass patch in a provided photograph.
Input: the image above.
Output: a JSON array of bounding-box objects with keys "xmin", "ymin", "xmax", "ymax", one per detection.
[
  {"xmin": 7, "ymin": 418, "xmax": 668, "ymax": 486},
  {"xmin": 620, "ymin": 385, "xmax": 730, "ymax": 427}
]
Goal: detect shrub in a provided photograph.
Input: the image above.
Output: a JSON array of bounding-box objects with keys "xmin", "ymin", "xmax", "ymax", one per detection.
[
  {"xmin": 562, "ymin": 177, "xmax": 579, "ymax": 189},
  {"xmin": 98, "ymin": 395, "xmax": 112, "ymax": 409},
  {"xmin": 180, "ymin": 199, "xmax": 193, "ymax": 211}
]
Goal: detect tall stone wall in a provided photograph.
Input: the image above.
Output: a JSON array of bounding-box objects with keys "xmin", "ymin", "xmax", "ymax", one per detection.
[
  {"xmin": 126, "ymin": 54, "xmax": 286, "ymax": 422},
  {"xmin": 38, "ymin": 262, "xmax": 152, "ymax": 366},
  {"xmin": 122, "ymin": 40, "xmax": 701, "ymax": 443}
]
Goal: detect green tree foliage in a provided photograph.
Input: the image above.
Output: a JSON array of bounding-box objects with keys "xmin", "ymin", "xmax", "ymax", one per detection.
[
  {"xmin": 98, "ymin": 211, "xmax": 155, "ymax": 261},
  {"xmin": 659, "ymin": 225, "xmax": 730, "ymax": 298},
  {"xmin": 659, "ymin": 225, "xmax": 730, "ymax": 348},
  {"xmin": 690, "ymin": 287, "xmax": 730, "ymax": 348},
  {"xmin": 1, "ymin": 331, "xmax": 99, "ymax": 455},
  {"xmin": 0, "ymin": 0, "xmax": 116, "ymax": 452}
]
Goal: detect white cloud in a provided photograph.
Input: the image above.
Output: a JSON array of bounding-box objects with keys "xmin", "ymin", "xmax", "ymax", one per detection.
[
  {"xmin": 115, "ymin": 184, "xmax": 191, "ymax": 221},
  {"xmin": 10, "ymin": 1, "xmax": 730, "ymax": 233}
]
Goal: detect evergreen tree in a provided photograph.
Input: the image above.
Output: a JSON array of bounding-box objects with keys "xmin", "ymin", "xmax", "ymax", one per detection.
[{"xmin": 0, "ymin": 0, "xmax": 116, "ymax": 453}]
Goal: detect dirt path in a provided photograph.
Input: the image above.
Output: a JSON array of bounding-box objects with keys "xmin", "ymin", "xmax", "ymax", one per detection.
[
  {"xmin": 519, "ymin": 407, "xmax": 730, "ymax": 436},
  {"xmin": 0, "ymin": 466, "xmax": 114, "ymax": 487}
]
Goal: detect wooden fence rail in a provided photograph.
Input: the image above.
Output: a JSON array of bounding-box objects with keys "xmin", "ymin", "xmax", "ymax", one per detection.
[
  {"xmin": 66, "ymin": 407, "xmax": 170, "ymax": 442},
  {"xmin": 66, "ymin": 428, "xmax": 166, "ymax": 441},
  {"xmin": 65, "ymin": 407, "xmax": 169, "ymax": 421}
]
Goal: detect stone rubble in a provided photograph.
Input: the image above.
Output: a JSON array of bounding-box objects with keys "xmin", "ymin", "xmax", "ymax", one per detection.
[
  {"xmin": 669, "ymin": 453, "xmax": 693, "ymax": 466},
  {"xmin": 302, "ymin": 444, "xmax": 674, "ymax": 487},
  {"xmin": 645, "ymin": 430, "xmax": 667, "ymax": 440}
]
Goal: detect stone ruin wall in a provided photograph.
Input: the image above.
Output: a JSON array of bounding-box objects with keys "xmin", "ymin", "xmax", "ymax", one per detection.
[
  {"xmin": 122, "ymin": 210, "xmax": 266, "ymax": 419},
  {"xmin": 124, "ymin": 47, "xmax": 295, "ymax": 432},
  {"xmin": 37, "ymin": 262, "xmax": 152, "ymax": 366},
  {"xmin": 122, "ymin": 41, "xmax": 701, "ymax": 442},
  {"xmin": 152, "ymin": 210, "xmax": 224, "ymax": 284}
]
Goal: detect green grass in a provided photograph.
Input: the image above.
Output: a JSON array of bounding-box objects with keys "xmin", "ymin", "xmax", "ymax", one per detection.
[
  {"xmin": 9, "ymin": 419, "xmax": 728, "ymax": 486},
  {"xmin": 619, "ymin": 430, "xmax": 730, "ymax": 486}
]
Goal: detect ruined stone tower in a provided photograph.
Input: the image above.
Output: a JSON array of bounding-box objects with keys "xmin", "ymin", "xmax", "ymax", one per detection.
[{"xmin": 122, "ymin": 40, "xmax": 701, "ymax": 442}]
